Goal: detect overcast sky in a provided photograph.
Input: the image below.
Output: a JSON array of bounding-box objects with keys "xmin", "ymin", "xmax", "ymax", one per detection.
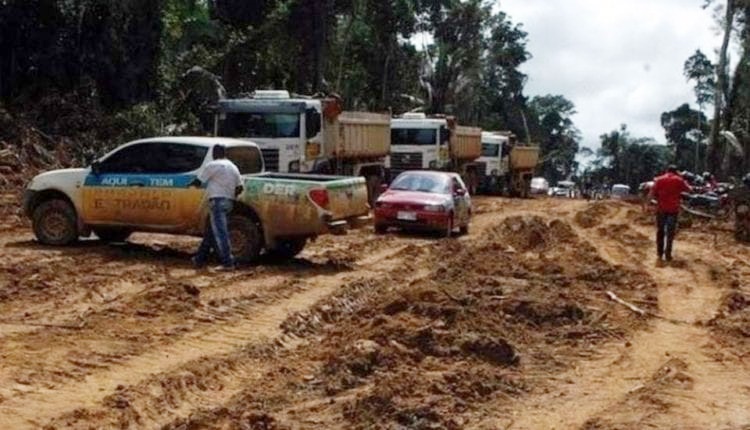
[{"xmin": 498, "ymin": 0, "xmax": 724, "ymax": 151}]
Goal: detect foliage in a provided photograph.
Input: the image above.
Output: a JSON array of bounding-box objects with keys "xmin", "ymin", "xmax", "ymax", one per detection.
[
  {"xmin": 660, "ymin": 103, "xmax": 708, "ymax": 172},
  {"xmin": 528, "ymin": 95, "xmax": 580, "ymax": 184},
  {"xmin": 585, "ymin": 125, "xmax": 671, "ymax": 190}
]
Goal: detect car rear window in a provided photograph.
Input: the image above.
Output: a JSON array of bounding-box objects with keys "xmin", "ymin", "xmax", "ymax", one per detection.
[{"xmin": 227, "ymin": 146, "xmax": 263, "ymax": 174}]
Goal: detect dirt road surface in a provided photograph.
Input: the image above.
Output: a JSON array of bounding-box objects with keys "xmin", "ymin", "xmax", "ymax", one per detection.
[{"xmin": 0, "ymin": 196, "xmax": 749, "ymax": 429}]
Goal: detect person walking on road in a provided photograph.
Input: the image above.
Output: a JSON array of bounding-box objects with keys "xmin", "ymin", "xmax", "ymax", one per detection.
[
  {"xmin": 190, "ymin": 144, "xmax": 242, "ymax": 270},
  {"xmin": 649, "ymin": 165, "xmax": 691, "ymax": 262}
]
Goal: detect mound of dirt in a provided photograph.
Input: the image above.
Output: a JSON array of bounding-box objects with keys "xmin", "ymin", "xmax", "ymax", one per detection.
[
  {"xmin": 597, "ymin": 223, "xmax": 650, "ymax": 247},
  {"xmin": 575, "ymin": 203, "xmax": 611, "ymax": 228},
  {"xmin": 264, "ymin": 216, "xmax": 658, "ymax": 428}
]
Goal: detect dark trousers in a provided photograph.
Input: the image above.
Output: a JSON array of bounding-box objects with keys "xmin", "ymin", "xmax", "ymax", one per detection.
[{"xmin": 656, "ymin": 212, "xmax": 678, "ymax": 259}]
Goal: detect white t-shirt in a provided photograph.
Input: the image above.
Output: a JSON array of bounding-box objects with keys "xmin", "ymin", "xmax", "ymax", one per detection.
[{"xmin": 198, "ymin": 158, "xmax": 242, "ymax": 199}]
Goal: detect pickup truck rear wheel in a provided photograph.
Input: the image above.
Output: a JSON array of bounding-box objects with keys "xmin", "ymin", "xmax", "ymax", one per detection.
[
  {"xmin": 228, "ymin": 215, "xmax": 263, "ymax": 264},
  {"xmin": 267, "ymin": 238, "xmax": 307, "ymax": 260},
  {"xmin": 32, "ymin": 199, "xmax": 78, "ymax": 245},
  {"xmin": 94, "ymin": 228, "xmax": 132, "ymax": 243}
]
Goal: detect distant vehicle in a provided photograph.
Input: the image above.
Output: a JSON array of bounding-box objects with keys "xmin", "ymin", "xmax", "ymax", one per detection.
[
  {"xmin": 530, "ymin": 177, "xmax": 549, "ymax": 194},
  {"xmin": 389, "ymin": 113, "xmax": 482, "ymax": 194},
  {"xmin": 550, "ymin": 180, "xmax": 575, "ymax": 197},
  {"xmin": 23, "ymin": 137, "xmax": 371, "ymax": 262},
  {"xmin": 476, "ymin": 131, "xmax": 540, "ymax": 197},
  {"xmin": 374, "ymin": 170, "xmax": 471, "ymax": 237},
  {"xmin": 611, "ymin": 184, "xmax": 631, "ymax": 199}
]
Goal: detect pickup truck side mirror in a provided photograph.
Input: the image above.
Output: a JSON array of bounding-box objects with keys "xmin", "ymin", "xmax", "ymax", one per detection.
[{"xmin": 91, "ymin": 161, "xmax": 102, "ymax": 175}]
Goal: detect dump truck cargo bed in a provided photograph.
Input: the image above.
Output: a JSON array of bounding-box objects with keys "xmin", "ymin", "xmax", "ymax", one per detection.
[
  {"xmin": 450, "ymin": 126, "xmax": 482, "ymax": 160},
  {"xmin": 324, "ymin": 112, "xmax": 391, "ymax": 159}
]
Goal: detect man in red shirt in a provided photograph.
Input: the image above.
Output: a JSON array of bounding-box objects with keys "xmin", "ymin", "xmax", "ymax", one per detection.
[{"xmin": 649, "ymin": 165, "xmax": 692, "ymax": 262}]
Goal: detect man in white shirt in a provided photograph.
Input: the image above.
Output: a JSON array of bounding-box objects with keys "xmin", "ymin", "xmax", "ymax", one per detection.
[{"xmin": 190, "ymin": 144, "xmax": 242, "ymax": 270}]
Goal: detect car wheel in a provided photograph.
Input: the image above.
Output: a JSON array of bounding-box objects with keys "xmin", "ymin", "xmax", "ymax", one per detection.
[
  {"xmin": 32, "ymin": 199, "xmax": 78, "ymax": 245},
  {"xmin": 94, "ymin": 228, "xmax": 132, "ymax": 243},
  {"xmin": 228, "ymin": 215, "xmax": 263, "ymax": 264},
  {"xmin": 267, "ymin": 238, "xmax": 306, "ymax": 260}
]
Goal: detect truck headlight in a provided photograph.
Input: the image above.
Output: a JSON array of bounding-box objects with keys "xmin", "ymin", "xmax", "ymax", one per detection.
[
  {"xmin": 288, "ymin": 160, "xmax": 300, "ymax": 172},
  {"xmin": 428, "ymin": 160, "xmax": 437, "ymax": 169},
  {"xmin": 423, "ymin": 204, "xmax": 446, "ymax": 212}
]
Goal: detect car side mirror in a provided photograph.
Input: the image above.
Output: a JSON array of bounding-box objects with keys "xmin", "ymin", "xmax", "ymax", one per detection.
[
  {"xmin": 454, "ymin": 188, "xmax": 466, "ymax": 196},
  {"xmin": 91, "ymin": 161, "xmax": 102, "ymax": 175}
]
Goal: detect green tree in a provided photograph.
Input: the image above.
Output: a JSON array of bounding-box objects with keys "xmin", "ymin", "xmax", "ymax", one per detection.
[
  {"xmin": 661, "ymin": 103, "xmax": 708, "ymax": 172},
  {"xmin": 529, "ymin": 94, "xmax": 580, "ymax": 183}
]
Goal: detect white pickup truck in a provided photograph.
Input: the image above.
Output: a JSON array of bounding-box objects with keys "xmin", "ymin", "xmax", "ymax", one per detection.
[{"xmin": 23, "ymin": 137, "xmax": 371, "ymax": 262}]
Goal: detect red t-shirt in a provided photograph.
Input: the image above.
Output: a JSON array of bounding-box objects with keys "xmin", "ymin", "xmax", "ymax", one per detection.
[{"xmin": 651, "ymin": 172, "xmax": 691, "ymax": 214}]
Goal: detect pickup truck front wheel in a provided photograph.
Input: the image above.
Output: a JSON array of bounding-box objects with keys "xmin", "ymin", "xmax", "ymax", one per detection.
[
  {"xmin": 32, "ymin": 199, "xmax": 78, "ymax": 245},
  {"xmin": 229, "ymin": 215, "xmax": 263, "ymax": 264},
  {"xmin": 267, "ymin": 238, "xmax": 307, "ymax": 260}
]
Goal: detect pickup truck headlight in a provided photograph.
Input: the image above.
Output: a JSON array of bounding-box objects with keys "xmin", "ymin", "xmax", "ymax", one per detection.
[
  {"xmin": 288, "ymin": 160, "xmax": 300, "ymax": 172},
  {"xmin": 423, "ymin": 204, "xmax": 446, "ymax": 212}
]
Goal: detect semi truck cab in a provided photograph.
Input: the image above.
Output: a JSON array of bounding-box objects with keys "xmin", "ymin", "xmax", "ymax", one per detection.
[
  {"xmin": 388, "ymin": 113, "xmax": 451, "ymax": 178},
  {"xmin": 213, "ymin": 90, "xmax": 325, "ymax": 174},
  {"xmin": 478, "ymin": 131, "xmax": 512, "ymax": 194}
]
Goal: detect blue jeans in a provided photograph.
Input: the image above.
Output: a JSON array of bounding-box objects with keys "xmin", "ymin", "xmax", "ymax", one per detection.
[
  {"xmin": 195, "ymin": 198, "xmax": 234, "ymax": 267},
  {"xmin": 656, "ymin": 212, "xmax": 678, "ymax": 259}
]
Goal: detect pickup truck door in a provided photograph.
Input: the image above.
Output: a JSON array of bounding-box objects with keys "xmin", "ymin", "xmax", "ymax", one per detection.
[{"xmin": 82, "ymin": 142, "xmax": 208, "ymax": 228}]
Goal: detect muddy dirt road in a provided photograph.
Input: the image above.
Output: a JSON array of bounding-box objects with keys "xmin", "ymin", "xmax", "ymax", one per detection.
[{"xmin": 0, "ymin": 196, "xmax": 748, "ymax": 429}]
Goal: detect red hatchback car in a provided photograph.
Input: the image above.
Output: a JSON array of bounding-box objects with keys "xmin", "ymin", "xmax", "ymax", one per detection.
[{"xmin": 374, "ymin": 170, "xmax": 472, "ymax": 237}]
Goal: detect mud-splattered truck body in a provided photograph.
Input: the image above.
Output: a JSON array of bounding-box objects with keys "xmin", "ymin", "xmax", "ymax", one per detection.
[{"xmin": 23, "ymin": 137, "xmax": 370, "ymax": 262}]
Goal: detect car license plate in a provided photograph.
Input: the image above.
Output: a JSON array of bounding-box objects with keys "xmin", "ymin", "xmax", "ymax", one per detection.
[{"xmin": 397, "ymin": 211, "xmax": 417, "ymax": 221}]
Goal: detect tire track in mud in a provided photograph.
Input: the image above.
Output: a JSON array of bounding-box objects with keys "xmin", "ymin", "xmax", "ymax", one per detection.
[
  {"xmin": 0, "ymin": 233, "xmax": 435, "ymax": 429},
  {"xmin": 471, "ymin": 202, "xmax": 750, "ymax": 429}
]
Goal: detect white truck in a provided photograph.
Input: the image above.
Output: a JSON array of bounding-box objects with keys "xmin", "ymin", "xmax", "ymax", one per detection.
[
  {"xmin": 388, "ymin": 113, "xmax": 482, "ymax": 193},
  {"xmin": 211, "ymin": 90, "xmax": 390, "ymax": 205},
  {"xmin": 478, "ymin": 130, "xmax": 540, "ymax": 197}
]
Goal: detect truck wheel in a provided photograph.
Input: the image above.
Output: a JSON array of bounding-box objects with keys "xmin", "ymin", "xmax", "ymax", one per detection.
[
  {"xmin": 32, "ymin": 199, "xmax": 78, "ymax": 245},
  {"xmin": 467, "ymin": 171, "xmax": 478, "ymax": 195},
  {"xmin": 94, "ymin": 228, "xmax": 132, "ymax": 243},
  {"xmin": 267, "ymin": 238, "xmax": 307, "ymax": 260},
  {"xmin": 228, "ymin": 215, "xmax": 263, "ymax": 264}
]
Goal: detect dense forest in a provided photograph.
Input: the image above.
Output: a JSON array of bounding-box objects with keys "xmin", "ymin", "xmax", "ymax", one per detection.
[{"xmin": 0, "ymin": 0, "xmax": 748, "ymax": 189}]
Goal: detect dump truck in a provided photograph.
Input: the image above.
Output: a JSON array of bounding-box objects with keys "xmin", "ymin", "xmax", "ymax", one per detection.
[
  {"xmin": 477, "ymin": 131, "xmax": 539, "ymax": 197},
  {"xmin": 210, "ymin": 90, "xmax": 390, "ymax": 205},
  {"xmin": 388, "ymin": 113, "xmax": 482, "ymax": 193},
  {"xmin": 23, "ymin": 137, "xmax": 372, "ymax": 263}
]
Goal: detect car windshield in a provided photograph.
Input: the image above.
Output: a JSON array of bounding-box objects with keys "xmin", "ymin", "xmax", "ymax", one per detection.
[
  {"xmin": 391, "ymin": 128, "xmax": 437, "ymax": 145},
  {"xmin": 220, "ymin": 112, "xmax": 300, "ymax": 138},
  {"xmin": 390, "ymin": 173, "xmax": 450, "ymax": 194},
  {"xmin": 481, "ymin": 142, "xmax": 500, "ymax": 157}
]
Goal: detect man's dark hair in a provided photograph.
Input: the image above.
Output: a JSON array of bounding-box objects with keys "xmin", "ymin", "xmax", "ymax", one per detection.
[
  {"xmin": 213, "ymin": 144, "xmax": 226, "ymax": 159},
  {"xmin": 667, "ymin": 164, "xmax": 678, "ymax": 173}
]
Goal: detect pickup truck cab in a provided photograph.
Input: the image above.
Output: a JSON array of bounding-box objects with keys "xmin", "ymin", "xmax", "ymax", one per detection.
[{"xmin": 23, "ymin": 137, "xmax": 371, "ymax": 262}]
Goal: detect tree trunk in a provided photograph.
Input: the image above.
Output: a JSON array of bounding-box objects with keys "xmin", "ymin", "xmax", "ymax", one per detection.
[{"xmin": 709, "ymin": 0, "xmax": 735, "ymax": 175}]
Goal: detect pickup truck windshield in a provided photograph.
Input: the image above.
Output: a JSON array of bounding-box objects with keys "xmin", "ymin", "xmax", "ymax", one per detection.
[
  {"xmin": 221, "ymin": 112, "xmax": 301, "ymax": 138},
  {"xmin": 391, "ymin": 128, "xmax": 437, "ymax": 146},
  {"xmin": 227, "ymin": 146, "xmax": 264, "ymax": 174},
  {"xmin": 390, "ymin": 173, "xmax": 450, "ymax": 194},
  {"xmin": 481, "ymin": 143, "xmax": 500, "ymax": 157}
]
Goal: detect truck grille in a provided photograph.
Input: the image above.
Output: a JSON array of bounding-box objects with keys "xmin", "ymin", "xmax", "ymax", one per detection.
[
  {"xmin": 261, "ymin": 148, "xmax": 279, "ymax": 172},
  {"xmin": 390, "ymin": 152, "xmax": 423, "ymax": 176},
  {"xmin": 475, "ymin": 162, "xmax": 487, "ymax": 178}
]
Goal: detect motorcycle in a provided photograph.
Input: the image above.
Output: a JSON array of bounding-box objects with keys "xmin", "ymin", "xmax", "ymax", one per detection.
[{"xmin": 680, "ymin": 186, "xmax": 734, "ymax": 219}]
